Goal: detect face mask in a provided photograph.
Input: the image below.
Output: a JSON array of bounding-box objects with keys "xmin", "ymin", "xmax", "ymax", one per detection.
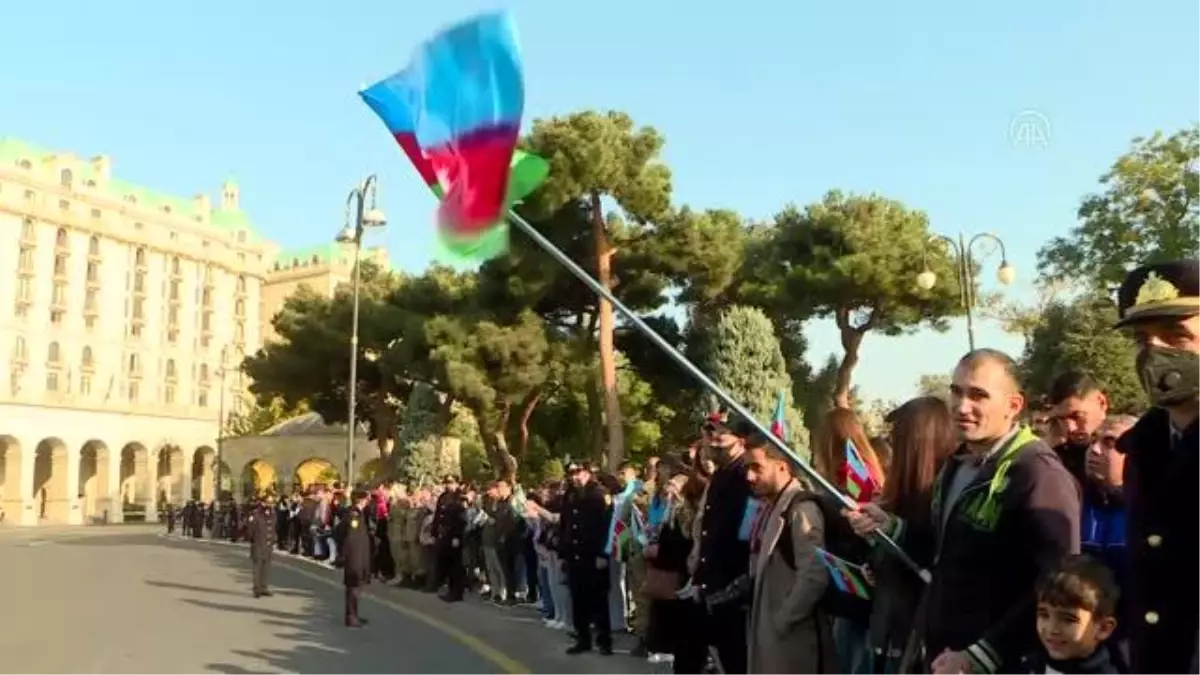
[{"xmin": 1137, "ymin": 345, "xmax": 1200, "ymax": 407}]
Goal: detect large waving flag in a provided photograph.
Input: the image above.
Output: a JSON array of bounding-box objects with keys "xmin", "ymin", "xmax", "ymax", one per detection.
[
  {"xmin": 769, "ymin": 389, "xmax": 787, "ymax": 441},
  {"xmin": 359, "ymin": 12, "xmax": 548, "ymax": 262}
]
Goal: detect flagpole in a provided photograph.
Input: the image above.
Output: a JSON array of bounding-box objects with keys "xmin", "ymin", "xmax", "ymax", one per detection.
[{"xmin": 506, "ymin": 210, "xmax": 931, "ymax": 584}]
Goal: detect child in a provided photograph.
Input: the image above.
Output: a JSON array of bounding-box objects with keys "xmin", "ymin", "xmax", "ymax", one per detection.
[{"xmin": 1020, "ymin": 554, "xmax": 1122, "ymax": 674}]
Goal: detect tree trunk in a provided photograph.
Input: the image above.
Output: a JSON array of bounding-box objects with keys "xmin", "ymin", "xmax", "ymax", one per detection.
[
  {"xmin": 580, "ymin": 315, "xmax": 605, "ymax": 458},
  {"xmin": 516, "ymin": 388, "xmax": 542, "ymax": 460},
  {"xmin": 591, "ymin": 191, "xmax": 625, "ymax": 471},
  {"xmin": 832, "ymin": 307, "xmax": 872, "ymax": 409},
  {"xmin": 376, "ymin": 437, "xmax": 394, "ymax": 460},
  {"xmin": 479, "ymin": 403, "xmax": 518, "ymax": 483}
]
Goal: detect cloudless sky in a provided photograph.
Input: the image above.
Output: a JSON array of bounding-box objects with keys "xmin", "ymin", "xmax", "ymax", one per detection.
[{"xmin": 2, "ymin": 0, "xmax": 1196, "ymax": 404}]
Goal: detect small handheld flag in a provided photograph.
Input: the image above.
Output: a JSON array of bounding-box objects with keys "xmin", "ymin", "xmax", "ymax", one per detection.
[
  {"xmin": 359, "ymin": 12, "xmax": 548, "ymax": 262},
  {"xmin": 817, "ymin": 547, "xmax": 871, "ymax": 600},
  {"xmin": 844, "ymin": 439, "xmax": 877, "ymax": 501},
  {"xmin": 769, "ymin": 389, "xmax": 787, "ymax": 441}
]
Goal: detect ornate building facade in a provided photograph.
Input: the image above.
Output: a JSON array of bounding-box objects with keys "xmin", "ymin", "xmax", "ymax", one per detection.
[
  {"xmin": 0, "ymin": 138, "xmax": 277, "ymax": 526},
  {"xmin": 260, "ymin": 242, "xmax": 388, "ymax": 344}
]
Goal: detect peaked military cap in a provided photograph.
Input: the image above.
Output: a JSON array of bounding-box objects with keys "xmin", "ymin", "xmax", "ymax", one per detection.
[{"xmin": 1114, "ymin": 259, "xmax": 1200, "ymax": 328}]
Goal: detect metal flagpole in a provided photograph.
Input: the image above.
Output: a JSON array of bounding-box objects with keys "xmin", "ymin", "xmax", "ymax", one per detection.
[{"xmin": 505, "ymin": 211, "xmax": 932, "ymax": 584}]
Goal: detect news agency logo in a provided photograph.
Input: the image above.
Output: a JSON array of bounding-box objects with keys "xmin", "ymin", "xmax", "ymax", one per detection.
[{"xmin": 1009, "ymin": 109, "xmax": 1051, "ymax": 149}]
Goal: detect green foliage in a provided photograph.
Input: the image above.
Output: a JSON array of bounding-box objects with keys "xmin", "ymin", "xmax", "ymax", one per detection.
[
  {"xmin": 915, "ymin": 373, "xmax": 952, "ymax": 401},
  {"xmin": 392, "ymin": 382, "xmax": 445, "ymax": 486},
  {"xmin": 1020, "ymin": 292, "xmax": 1145, "ymax": 414},
  {"xmin": 690, "ymin": 305, "xmax": 809, "ymax": 454},
  {"xmin": 1038, "ymin": 127, "xmax": 1200, "ymax": 289},
  {"xmin": 741, "ymin": 191, "xmax": 964, "ymax": 405},
  {"xmin": 242, "ymin": 261, "xmax": 408, "ymax": 445},
  {"xmin": 224, "ymin": 397, "xmax": 308, "ymax": 437}
]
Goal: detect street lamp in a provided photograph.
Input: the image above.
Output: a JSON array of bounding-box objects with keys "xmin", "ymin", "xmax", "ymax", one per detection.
[
  {"xmin": 918, "ymin": 232, "xmax": 1016, "ymax": 351},
  {"xmin": 336, "ymin": 175, "xmax": 387, "ymax": 486},
  {"xmin": 215, "ymin": 344, "xmax": 234, "ymax": 505}
]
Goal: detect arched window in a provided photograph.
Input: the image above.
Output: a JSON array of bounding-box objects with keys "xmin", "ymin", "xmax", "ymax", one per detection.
[
  {"xmin": 88, "ymin": 235, "xmax": 100, "ymax": 256},
  {"xmin": 166, "ymin": 359, "xmax": 177, "ymax": 380},
  {"xmin": 128, "ymin": 354, "xmax": 140, "ymax": 375},
  {"xmin": 234, "ymin": 299, "xmax": 245, "ymax": 316},
  {"xmin": 171, "ymin": 257, "xmax": 181, "ymax": 276},
  {"xmin": 199, "ymin": 363, "xmax": 210, "ymax": 382},
  {"xmin": 237, "ymin": 275, "xmax": 246, "ymax": 293},
  {"xmin": 60, "ymin": 169, "xmax": 73, "ymax": 188},
  {"xmin": 55, "ymin": 228, "xmax": 68, "ymax": 248},
  {"xmin": 48, "ymin": 342, "xmax": 61, "ymax": 364},
  {"xmin": 82, "ymin": 346, "xmax": 94, "ymax": 369},
  {"xmin": 13, "ymin": 337, "xmax": 27, "ymax": 362},
  {"xmin": 134, "ymin": 247, "xmax": 146, "ymax": 266}
]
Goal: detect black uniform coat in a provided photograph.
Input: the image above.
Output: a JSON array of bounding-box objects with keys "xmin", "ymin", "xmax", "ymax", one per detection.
[
  {"xmin": 692, "ymin": 453, "xmax": 753, "ymax": 596},
  {"xmin": 1118, "ymin": 407, "xmax": 1199, "ymax": 674},
  {"xmin": 248, "ymin": 504, "xmax": 275, "ymax": 560},
  {"xmin": 432, "ymin": 489, "xmax": 467, "ymax": 545},
  {"xmin": 336, "ymin": 506, "xmax": 373, "ymax": 587},
  {"xmin": 558, "ymin": 479, "xmax": 612, "ymax": 585}
]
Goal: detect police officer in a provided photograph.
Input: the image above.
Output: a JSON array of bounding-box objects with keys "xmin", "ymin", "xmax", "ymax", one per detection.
[
  {"xmin": 248, "ymin": 494, "xmax": 276, "ymax": 598},
  {"xmin": 431, "ymin": 475, "xmax": 468, "ymax": 600},
  {"xmin": 337, "ymin": 489, "xmax": 373, "ymax": 628},
  {"xmin": 560, "ymin": 461, "xmax": 613, "ymax": 656},
  {"xmin": 1113, "ymin": 259, "xmax": 1199, "ymax": 673}
]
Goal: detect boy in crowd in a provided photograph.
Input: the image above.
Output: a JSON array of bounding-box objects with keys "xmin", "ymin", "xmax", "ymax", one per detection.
[{"xmin": 1020, "ymin": 555, "xmax": 1121, "ymax": 674}]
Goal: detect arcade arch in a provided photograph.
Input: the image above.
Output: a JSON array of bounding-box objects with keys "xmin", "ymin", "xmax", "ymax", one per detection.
[
  {"xmin": 294, "ymin": 458, "xmax": 339, "ymax": 491},
  {"xmin": 33, "ymin": 438, "xmax": 69, "ymax": 523},
  {"xmin": 191, "ymin": 446, "xmax": 216, "ymax": 502},
  {"xmin": 79, "ymin": 440, "xmax": 111, "ymax": 523},
  {"xmin": 119, "ymin": 442, "xmax": 149, "ymax": 508},
  {"xmin": 241, "ymin": 460, "xmax": 277, "ymax": 499},
  {"xmin": 156, "ymin": 446, "xmax": 185, "ymax": 506},
  {"xmin": 0, "ymin": 436, "xmax": 21, "ymax": 521}
]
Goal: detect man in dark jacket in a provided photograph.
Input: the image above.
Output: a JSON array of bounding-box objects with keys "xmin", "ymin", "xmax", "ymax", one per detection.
[
  {"xmin": 248, "ymin": 494, "xmax": 276, "ymax": 598},
  {"xmin": 336, "ymin": 489, "xmax": 373, "ymax": 628},
  {"xmin": 925, "ymin": 349, "xmax": 1081, "ymax": 674},
  {"xmin": 431, "ymin": 475, "xmax": 468, "ymax": 600},
  {"xmin": 676, "ymin": 412, "xmax": 757, "ymax": 675},
  {"xmin": 1112, "ymin": 259, "xmax": 1199, "ymax": 674},
  {"xmin": 560, "ymin": 461, "xmax": 614, "ymax": 656}
]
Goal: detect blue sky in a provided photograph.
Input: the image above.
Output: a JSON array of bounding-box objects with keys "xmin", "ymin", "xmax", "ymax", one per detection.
[{"xmin": 2, "ymin": 0, "xmax": 1196, "ymax": 404}]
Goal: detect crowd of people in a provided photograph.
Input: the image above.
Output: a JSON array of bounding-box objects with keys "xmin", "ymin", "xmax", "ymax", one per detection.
[{"xmin": 168, "ymin": 259, "xmax": 1198, "ymax": 674}]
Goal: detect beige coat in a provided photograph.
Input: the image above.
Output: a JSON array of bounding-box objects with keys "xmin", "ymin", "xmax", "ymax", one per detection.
[{"xmin": 748, "ymin": 480, "xmax": 838, "ymax": 674}]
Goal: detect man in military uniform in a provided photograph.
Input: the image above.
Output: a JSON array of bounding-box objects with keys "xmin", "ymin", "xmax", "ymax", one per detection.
[
  {"xmin": 1112, "ymin": 259, "xmax": 1199, "ymax": 674},
  {"xmin": 431, "ymin": 475, "xmax": 468, "ymax": 601},
  {"xmin": 336, "ymin": 489, "xmax": 373, "ymax": 628},
  {"xmin": 560, "ymin": 461, "xmax": 614, "ymax": 656},
  {"xmin": 248, "ymin": 494, "xmax": 276, "ymax": 598}
]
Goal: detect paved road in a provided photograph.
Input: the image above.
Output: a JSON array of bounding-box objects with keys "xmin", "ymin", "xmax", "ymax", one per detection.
[{"xmin": 0, "ymin": 526, "xmax": 656, "ymax": 674}]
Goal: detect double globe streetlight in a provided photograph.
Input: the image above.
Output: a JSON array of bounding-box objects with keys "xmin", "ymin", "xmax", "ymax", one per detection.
[
  {"xmin": 917, "ymin": 232, "xmax": 1017, "ymax": 351},
  {"xmin": 335, "ymin": 175, "xmax": 387, "ymax": 486}
]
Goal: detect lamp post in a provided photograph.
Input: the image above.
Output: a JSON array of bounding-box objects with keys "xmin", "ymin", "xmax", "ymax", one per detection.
[
  {"xmin": 917, "ymin": 232, "xmax": 1017, "ymax": 351},
  {"xmin": 335, "ymin": 175, "xmax": 387, "ymax": 486},
  {"xmin": 215, "ymin": 345, "xmax": 232, "ymax": 504}
]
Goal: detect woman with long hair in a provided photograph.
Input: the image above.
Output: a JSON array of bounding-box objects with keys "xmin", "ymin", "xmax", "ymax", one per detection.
[
  {"xmin": 814, "ymin": 407, "xmax": 886, "ymax": 503},
  {"xmin": 858, "ymin": 396, "xmax": 958, "ymax": 673}
]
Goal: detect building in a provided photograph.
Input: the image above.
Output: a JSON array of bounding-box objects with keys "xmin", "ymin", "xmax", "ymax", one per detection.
[
  {"xmin": 260, "ymin": 243, "xmax": 388, "ymax": 344},
  {"xmin": 0, "ymin": 137, "xmax": 277, "ymax": 526}
]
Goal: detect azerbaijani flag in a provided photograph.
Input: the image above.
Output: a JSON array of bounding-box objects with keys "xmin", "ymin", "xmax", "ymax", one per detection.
[
  {"xmin": 844, "ymin": 438, "xmax": 877, "ymax": 502},
  {"xmin": 609, "ymin": 518, "xmax": 630, "ymax": 557},
  {"xmin": 817, "ymin": 547, "xmax": 871, "ymax": 600},
  {"xmin": 769, "ymin": 389, "xmax": 787, "ymax": 441},
  {"xmin": 359, "ymin": 12, "xmax": 548, "ymax": 262}
]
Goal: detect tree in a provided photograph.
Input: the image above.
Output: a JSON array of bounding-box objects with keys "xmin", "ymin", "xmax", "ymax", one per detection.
[
  {"xmin": 1019, "ymin": 292, "xmax": 1145, "ymax": 414},
  {"xmin": 525, "ymin": 111, "xmax": 674, "ymax": 470},
  {"xmin": 915, "ymin": 373, "xmax": 952, "ymax": 401},
  {"xmin": 424, "ymin": 310, "xmax": 552, "ymax": 482},
  {"xmin": 391, "ymin": 382, "xmax": 446, "ymax": 486},
  {"xmin": 1038, "ymin": 127, "xmax": 1199, "ymax": 289},
  {"xmin": 743, "ymin": 191, "xmax": 963, "ymax": 408},
  {"xmin": 242, "ymin": 262, "xmax": 409, "ymax": 459},
  {"xmin": 224, "ymin": 397, "xmax": 308, "ymax": 437},
  {"xmin": 690, "ymin": 305, "xmax": 809, "ymax": 455}
]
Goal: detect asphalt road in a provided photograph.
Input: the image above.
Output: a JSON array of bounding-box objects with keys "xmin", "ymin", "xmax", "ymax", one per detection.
[{"xmin": 0, "ymin": 525, "xmax": 656, "ymax": 674}]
